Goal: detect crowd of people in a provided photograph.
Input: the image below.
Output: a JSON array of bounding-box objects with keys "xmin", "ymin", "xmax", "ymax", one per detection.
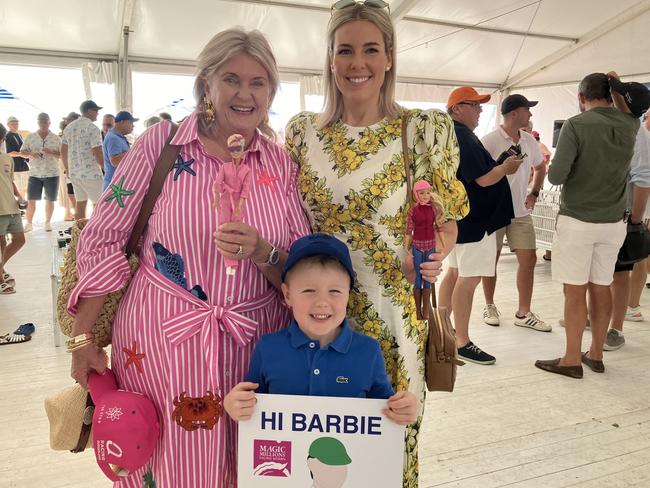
[{"xmin": 1, "ymin": 1, "xmax": 649, "ymax": 486}]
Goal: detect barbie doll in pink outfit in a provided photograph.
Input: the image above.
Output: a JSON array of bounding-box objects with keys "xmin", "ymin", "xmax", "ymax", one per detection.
[
  {"xmin": 214, "ymin": 133, "xmax": 252, "ymax": 275},
  {"xmin": 405, "ymin": 180, "xmax": 445, "ymax": 320}
]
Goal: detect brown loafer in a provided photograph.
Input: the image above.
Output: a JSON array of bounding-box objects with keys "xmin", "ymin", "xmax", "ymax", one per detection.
[
  {"xmin": 581, "ymin": 352, "xmax": 605, "ymax": 373},
  {"xmin": 535, "ymin": 358, "xmax": 583, "ymax": 378}
]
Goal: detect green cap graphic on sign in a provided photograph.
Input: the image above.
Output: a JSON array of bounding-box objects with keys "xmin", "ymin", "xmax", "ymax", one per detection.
[{"xmin": 308, "ymin": 437, "xmax": 352, "ymax": 466}]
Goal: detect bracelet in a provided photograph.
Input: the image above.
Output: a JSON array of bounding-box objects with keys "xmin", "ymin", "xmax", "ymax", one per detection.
[{"xmin": 66, "ymin": 333, "xmax": 95, "ymax": 353}]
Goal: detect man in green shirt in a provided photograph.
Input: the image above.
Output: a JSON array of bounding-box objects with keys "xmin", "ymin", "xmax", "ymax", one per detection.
[{"xmin": 535, "ymin": 72, "xmax": 639, "ymax": 379}]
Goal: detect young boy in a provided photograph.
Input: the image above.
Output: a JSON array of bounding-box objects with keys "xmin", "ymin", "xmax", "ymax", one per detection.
[
  {"xmin": 224, "ymin": 233, "xmax": 417, "ymax": 425},
  {"xmin": 0, "ymin": 123, "xmax": 26, "ymax": 294}
]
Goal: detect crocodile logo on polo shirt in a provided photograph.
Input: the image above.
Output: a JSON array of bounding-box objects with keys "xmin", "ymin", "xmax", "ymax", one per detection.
[{"xmin": 336, "ymin": 376, "xmax": 349, "ymax": 384}]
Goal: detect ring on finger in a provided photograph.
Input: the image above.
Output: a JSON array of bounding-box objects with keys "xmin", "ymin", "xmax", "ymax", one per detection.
[{"xmin": 236, "ymin": 245, "xmax": 244, "ymax": 256}]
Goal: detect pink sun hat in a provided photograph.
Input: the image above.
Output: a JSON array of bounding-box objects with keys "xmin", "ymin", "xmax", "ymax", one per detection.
[{"xmin": 87, "ymin": 369, "xmax": 160, "ymax": 482}]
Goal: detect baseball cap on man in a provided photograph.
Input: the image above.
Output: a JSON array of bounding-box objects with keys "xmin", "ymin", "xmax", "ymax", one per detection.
[
  {"xmin": 80, "ymin": 100, "xmax": 103, "ymax": 113},
  {"xmin": 6, "ymin": 116, "xmax": 18, "ymax": 123},
  {"xmin": 87, "ymin": 369, "xmax": 160, "ymax": 482},
  {"xmin": 115, "ymin": 111, "xmax": 139, "ymax": 123},
  {"xmin": 447, "ymin": 87, "xmax": 491, "ymax": 109},
  {"xmin": 609, "ymin": 78, "xmax": 650, "ymax": 118},
  {"xmin": 282, "ymin": 233, "xmax": 355, "ymax": 287},
  {"xmin": 501, "ymin": 94, "xmax": 538, "ymax": 115},
  {"xmin": 308, "ymin": 437, "xmax": 352, "ymax": 466}
]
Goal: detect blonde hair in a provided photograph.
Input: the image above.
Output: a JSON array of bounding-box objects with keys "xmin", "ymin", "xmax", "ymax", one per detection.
[
  {"xmin": 319, "ymin": 4, "xmax": 402, "ymax": 129},
  {"xmin": 194, "ymin": 28, "xmax": 279, "ymax": 141}
]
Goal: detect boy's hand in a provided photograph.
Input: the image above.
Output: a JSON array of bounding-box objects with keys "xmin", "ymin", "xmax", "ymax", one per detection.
[
  {"xmin": 224, "ymin": 382, "xmax": 259, "ymax": 422},
  {"xmin": 384, "ymin": 391, "xmax": 418, "ymax": 426}
]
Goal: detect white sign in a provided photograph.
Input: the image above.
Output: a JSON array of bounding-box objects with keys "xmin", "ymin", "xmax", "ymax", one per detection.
[{"xmin": 238, "ymin": 393, "xmax": 405, "ymax": 487}]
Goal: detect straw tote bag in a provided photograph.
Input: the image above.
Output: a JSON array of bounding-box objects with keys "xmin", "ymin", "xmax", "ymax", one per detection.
[
  {"xmin": 56, "ymin": 125, "xmax": 180, "ymax": 347},
  {"xmin": 401, "ymin": 113, "xmax": 464, "ymax": 392}
]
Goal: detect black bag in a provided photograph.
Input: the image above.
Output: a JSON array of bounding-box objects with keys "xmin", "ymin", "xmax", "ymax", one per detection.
[{"xmin": 617, "ymin": 222, "xmax": 650, "ymax": 266}]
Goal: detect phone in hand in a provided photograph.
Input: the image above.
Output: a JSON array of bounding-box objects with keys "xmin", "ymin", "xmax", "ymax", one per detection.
[{"xmin": 495, "ymin": 144, "xmax": 524, "ymax": 165}]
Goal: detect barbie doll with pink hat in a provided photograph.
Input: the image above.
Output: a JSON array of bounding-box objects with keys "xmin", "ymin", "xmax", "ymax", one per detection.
[{"xmin": 405, "ymin": 180, "xmax": 445, "ymax": 320}]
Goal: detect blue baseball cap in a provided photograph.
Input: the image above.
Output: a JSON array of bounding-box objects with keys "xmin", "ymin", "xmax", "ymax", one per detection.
[
  {"xmin": 115, "ymin": 111, "xmax": 139, "ymax": 122},
  {"xmin": 282, "ymin": 234, "xmax": 355, "ymax": 287}
]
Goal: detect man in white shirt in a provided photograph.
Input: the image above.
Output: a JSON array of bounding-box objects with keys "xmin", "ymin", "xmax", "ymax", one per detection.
[
  {"xmin": 61, "ymin": 100, "xmax": 104, "ymax": 220},
  {"xmin": 20, "ymin": 113, "xmax": 61, "ymax": 232},
  {"xmin": 481, "ymin": 94, "xmax": 549, "ymax": 332}
]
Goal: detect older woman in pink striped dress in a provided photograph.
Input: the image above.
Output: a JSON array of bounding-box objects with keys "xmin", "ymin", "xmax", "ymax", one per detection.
[{"xmin": 67, "ymin": 28, "xmax": 309, "ymax": 487}]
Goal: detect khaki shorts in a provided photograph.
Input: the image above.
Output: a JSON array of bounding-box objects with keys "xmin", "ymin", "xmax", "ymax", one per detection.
[
  {"xmin": 14, "ymin": 171, "xmax": 29, "ymax": 196},
  {"xmin": 552, "ymin": 215, "xmax": 626, "ymax": 286},
  {"xmin": 496, "ymin": 214, "xmax": 536, "ymax": 252},
  {"xmin": 0, "ymin": 213, "xmax": 23, "ymax": 235},
  {"xmin": 70, "ymin": 176, "xmax": 103, "ymax": 203},
  {"xmin": 446, "ymin": 231, "xmax": 497, "ymax": 277}
]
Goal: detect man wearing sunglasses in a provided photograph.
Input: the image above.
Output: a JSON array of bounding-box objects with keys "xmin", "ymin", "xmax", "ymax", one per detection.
[{"xmin": 439, "ymin": 87, "xmax": 522, "ymax": 365}]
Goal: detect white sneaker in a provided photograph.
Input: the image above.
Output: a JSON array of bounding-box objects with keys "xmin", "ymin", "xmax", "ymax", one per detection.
[
  {"xmin": 624, "ymin": 306, "xmax": 644, "ymax": 322},
  {"xmin": 23, "ymin": 222, "xmax": 33, "ymax": 232},
  {"xmin": 44, "ymin": 221, "xmax": 52, "ymax": 232},
  {"xmin": 515, "ymin": 312, "xmax": 552, "ymax": 332},
  {"xmin": 483, "ymin": 304, "xmax": 500, "ymax": 326}
]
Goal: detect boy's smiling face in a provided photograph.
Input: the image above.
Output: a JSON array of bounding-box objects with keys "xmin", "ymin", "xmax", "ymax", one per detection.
[{"xmin": 282, "ymin": 261, "xmax": 350, "ymax": 347}]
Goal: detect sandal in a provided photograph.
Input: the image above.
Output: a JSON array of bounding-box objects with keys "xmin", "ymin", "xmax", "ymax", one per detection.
[
  {"xmin": 0, "ymin": 282, "xmax": 16, "ymax": 294},
  {"xmin": 14, "ymin": 323, "xmax": 35, "ymax": 336},
  {"xmin": 2, "ymin": 272, "xmax": 15, "ymax": 286},
  {"xmin": 0, "ymin": 333, "xmax": 31, "ymax": 345}
]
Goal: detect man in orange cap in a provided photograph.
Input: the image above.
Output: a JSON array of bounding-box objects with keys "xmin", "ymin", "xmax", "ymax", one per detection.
[{"xmin": 439, "ymin": 87, "xmax": 523, "ymax": 365}]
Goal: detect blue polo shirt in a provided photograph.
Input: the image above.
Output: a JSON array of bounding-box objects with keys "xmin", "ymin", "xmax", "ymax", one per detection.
[
  {"xmin": 102, "ymin": 129, "xmax": 130, "ymax": 190},
  {"xmin": 453, "ymin": 120, "xmax": 514, "ymax": 243},
  {"xmin": 245, "ymin": 319, "xmax": 394, "ymax": 399}
]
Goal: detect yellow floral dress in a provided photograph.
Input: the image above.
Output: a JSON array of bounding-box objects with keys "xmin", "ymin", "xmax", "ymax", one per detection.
[{"xmin": 285, "ymin": 109, "xmax": 469, "ymax": 487}]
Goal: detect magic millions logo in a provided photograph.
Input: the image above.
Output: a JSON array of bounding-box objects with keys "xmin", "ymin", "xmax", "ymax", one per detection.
[{"xmin": 253, "ymin": 439, "xmax": 292, "ymax": 477}]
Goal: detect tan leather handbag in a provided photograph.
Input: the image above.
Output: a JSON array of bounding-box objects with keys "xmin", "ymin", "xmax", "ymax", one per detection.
[{"xmin": 401, "ymin": 112, "xmax": 464, "ymax": 392}]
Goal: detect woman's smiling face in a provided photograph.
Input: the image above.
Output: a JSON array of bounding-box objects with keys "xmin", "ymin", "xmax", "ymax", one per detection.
[
  {"xmin": 330, "ymin": 20, "xmax": 392, "ymax": 112},
  {"xmin": 206, "ymin": 53, "xmax": 271, "ymax": 138}
]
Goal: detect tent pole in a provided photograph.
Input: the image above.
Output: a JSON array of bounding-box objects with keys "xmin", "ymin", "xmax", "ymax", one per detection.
[{"xmin": 120, "ymin": 26, "xmax": 131, "ymax": 111}]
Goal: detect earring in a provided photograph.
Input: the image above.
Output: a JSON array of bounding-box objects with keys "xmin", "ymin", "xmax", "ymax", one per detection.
[{"xmin": 203, "ymin": 95, "xmax": 215, "ymax": 122}]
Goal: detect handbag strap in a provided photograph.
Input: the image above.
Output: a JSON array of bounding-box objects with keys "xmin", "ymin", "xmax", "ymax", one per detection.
[
  {"xmin": 401, "ymin": 112, "xmax": 413, "ymax": 205},
  {"xmin": 402, "ymin": 111, "xmax": 439, "ymax": 309},
  {"xmin": 125, "ymin": 123, "xmax": 181, "ymax": 256}
]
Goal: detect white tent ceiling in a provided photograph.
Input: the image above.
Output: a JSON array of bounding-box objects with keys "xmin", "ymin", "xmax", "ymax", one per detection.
[{"xmin": 1, "ymin": 0, "xmax": 649, "ymax": 90}]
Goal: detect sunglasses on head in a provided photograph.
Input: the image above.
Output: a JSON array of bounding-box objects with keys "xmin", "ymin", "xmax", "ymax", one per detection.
[{"xmin": 331, "ymin": 0, "xmax": 390, "ymax": 14}]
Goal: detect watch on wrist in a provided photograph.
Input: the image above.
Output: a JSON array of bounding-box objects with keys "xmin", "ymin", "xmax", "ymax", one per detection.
[
  {"xmin": 531, "ymin": 190, "xmax": 540, "ymax": 198},
  {"xmin": 265, "ymin": 246, "xmax": 280, "ymax": 266}
]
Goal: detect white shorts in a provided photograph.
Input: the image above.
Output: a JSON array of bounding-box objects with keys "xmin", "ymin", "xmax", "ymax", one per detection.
[
  {"xmin": 446, "ymin": 232, "xmax": 497, "ymax": 277},
  {"xmin": 70, "ymin": 176, "xmax": 103, "ymax": 203},
  {"xmin": 552, "ymin": 215, "xmax": 626, "ymax": 286}
]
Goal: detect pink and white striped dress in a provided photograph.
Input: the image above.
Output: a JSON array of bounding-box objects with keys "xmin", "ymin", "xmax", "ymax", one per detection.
[{"xmin": 68, "ymin": 113, "xmax": 310, "ymax": 487}]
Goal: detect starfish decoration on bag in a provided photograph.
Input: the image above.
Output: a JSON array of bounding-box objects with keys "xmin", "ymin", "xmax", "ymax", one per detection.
[
  {"xmin": 173, "ymin": 155, "xmax": 196, "ymax": 181},
  {"xmin": 123, "ymin": 341, "xmax": 146, "ymax": 373},
  {"xmin": 257, "ymin": 169, "xmax": 279, "ymax": 193},
  {"xmin": 104, "ymin": 175, "xmax": 135, "ymax": 208}
]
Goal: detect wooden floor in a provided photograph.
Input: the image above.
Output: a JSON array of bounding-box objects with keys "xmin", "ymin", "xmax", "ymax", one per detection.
[{"xmin": 1, "ymin": 214, "xmax": 649, "ymax": 488}]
